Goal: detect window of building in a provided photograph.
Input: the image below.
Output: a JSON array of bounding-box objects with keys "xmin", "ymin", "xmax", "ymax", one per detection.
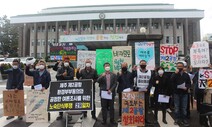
[
  {"xmin": 52, "ymin": 26, "xmax": 56, "ymax": 32},
  {"xmin": 37, "ymin": 40, "xmax": 41, "ymax": 46},
  {"xmin": 42, "ymin": 40, "xmax": 45, "ymax": 45},
  {"xmin": 41, "ymin": 26, "xmax": 45, "ymax": 32},
  {"xmin": 72, "ymin": 25, "xmax": 77, "ymax": 31},
  {"xmin": 177, "ymin": 23, "xmax": 181, "ymax": 29},
  {"xmin": 177, "ymin": 36, "xmax": 181, "ymax": 43},
  {"xmin": 31, "ymin": 40, "xmax": 34, "ymax": 46},
  {"xmin": 165, "ymin": 23, "xmax": 170, "ymax": 29},
  {"xmin": 152, "ymin": 23, "xmax": 159, "ymax": 29},
  {"xmin": 48, "ymin": 26, "xmax": 51, "ymax": 32},
  {"xmin": 166, "ymin": 36, "xmax": 170, "ymax": 43},
  {"xmin": 38, "ymin": 27, "xmax": 41, "ymax": 32},
  {"xmin": 93, "ymin": 24, "xmax": 101, "ymax": 30},
  {"xmin": 31, "ymin": 27, "xmax": 34, "ymax": 32},
  {"xmin": 82, "ymin": 24, "xmax": 89, "ymax": 31}
]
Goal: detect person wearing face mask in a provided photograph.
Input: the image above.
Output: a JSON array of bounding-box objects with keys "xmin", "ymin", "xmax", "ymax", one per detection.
[
  {"xmin": 97, "ymin": 62, "xmax": 117, "ymax": 125},
  {"xmin": 25, "ymin": 60, "xmax": 51, "ymax": 121},
  {"xmin": 117, "ymin": 62, "xmax": 133, "ymax": 122},
  {"xmin": 53, "ymin": 60, "xmax": 74, "ymax": 72},
  {"xmin": 132, "ymin": 60, "xmax": 154, "ymax": 124},
  {"xmin": 0, "ymin": 59, "xmax": 24, "ymax": 120},
  {"xmin": 171, "ymin": 62, "xmax": 191, "ymax": 126},
  {"xmin": 76, "ymin": 59, "xmax": 98, "ymax": 120},
  {"xmin": 56, "ymin": 57, "xmax": 74, "ymax": 120},
  {"xmin": 151, "ymin": 67, "xmax": 169, "ymax": 124}
]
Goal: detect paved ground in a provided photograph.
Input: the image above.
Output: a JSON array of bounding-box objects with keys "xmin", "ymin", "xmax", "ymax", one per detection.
[{"xmin": 0, "ymin": 69, "xmax": 206, "ymax": 127}]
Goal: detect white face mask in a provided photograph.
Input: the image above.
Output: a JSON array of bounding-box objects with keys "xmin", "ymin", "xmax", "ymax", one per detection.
[
  {"xmin": 12, "ymin": 65, "xmax": 18, "ymax": 69},
  {"xmin": 64, "ymin": 62, "xmax": 69, "ymax": 67},
  {"xmin": 105, "ymin": 66, "xmax": 110, "ymax": 71},
  {"xmin": 35, "ymin": 66, "xmax": 40, "ymax": 70},
  {"xmin": 39, "ymin": 65, "xmax": 45, "ymax": 70},
  {"xmin": 158, "ymin": 70, "xmax": 164, "ymax": 75},
  {"xmin": 85, "ymin": 63, "xmax": 91, "ymax": 67}
]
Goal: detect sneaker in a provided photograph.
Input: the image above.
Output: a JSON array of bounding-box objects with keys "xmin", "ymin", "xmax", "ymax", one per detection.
[
  {"xmin": 182, "ymin": 119, "xmax": 189, "ymax": 127},
  {"xmin": 18, "ymin": 116, "xmax": 23, "ymax": 120},
  {"xmin": 6, "ymin": 116, "xmax": 14, "ymax": 120},
  {"xmin": 56, "ymin": 115, "xmax": 63, "ymax": 120}
]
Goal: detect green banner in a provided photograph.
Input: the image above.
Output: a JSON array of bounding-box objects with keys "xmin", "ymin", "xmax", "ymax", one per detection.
[{"xmin": 96, "ymin": 49, "xmax": 113, "ymax": 75}]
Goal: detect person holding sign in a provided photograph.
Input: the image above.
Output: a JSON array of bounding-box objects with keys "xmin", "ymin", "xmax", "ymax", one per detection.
[
  {"xmin": 76, "ymin": 59, "xmax": 98, "ymax": 120},
  {"xmin": 0, "ymin": 59, "xmax": 24, "ymax": 120},
  {"xmin": 25, "ymin": 60, "xmax": 51, "ymax": 121},
  {"xmin": 117, "ymin": 62, "xmax": 134, "ymax": 122},
  {"xmin": 55, "ymin": 57, "xmax": 74, "ymax": 120},
  {"xmin": 171, "ymin": 62, "xmax": 191, "ymax": 126},
  {"xmin": 97, "ymin": 62, "xmax": 117, "ymax": 125},
  {"xmin": 151, "ymin": 67, "xmax": 169, "ymax": 124},
  {"xmin": 132, "ymin": 60, "xmax": 154, "ymax": 124}
]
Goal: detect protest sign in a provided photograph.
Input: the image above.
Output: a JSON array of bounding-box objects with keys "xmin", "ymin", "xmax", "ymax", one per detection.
[
  {"xmin": 77, "ymin": 51, "xmax": 96, "ymax": 70},
  {"xmin": 3, "ymin": 90, "xmax": 25, "ymax": 116},
  {"xmin": 50, "ymin": 42, "xmax": 77, "ymax": 60},
  {"xmin": 26, "ymin": 90, "xmax": 48, "ymax": 122},
  {"xmin": 160, "ymin": 44, "xmax": 178, "ymax": 72},
  {"xmin": 96, "ymin": 49, "xmax": 113, "ymax": 75},
  {"xmin": 198, "ymin": 69, "xmax": 212, "ymax": 89},
  {"xmin": 24, "ymin": 75, "xmax": 34, "ymax": 86},
  {"xmin": 112, "ymin": 46, "xmax": 132, "ymax": 74},
  {"xmin": 122, "ymin": 92, "xmax": 145, "ymax": 126},
  {"xmin": 135, "ymin": 42, "xmax": 155, "ymax": 70},
  {"xmin": 190, "ymin": 41, "xmax": 210, "ymax": 67},
  {"xmin": 47, "ymin": 79, "xmax": 93, "ymax": 112}
]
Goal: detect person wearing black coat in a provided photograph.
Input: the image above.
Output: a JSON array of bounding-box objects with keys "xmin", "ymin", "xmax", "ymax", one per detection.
[{"xmin": 151, "ymin": 67, "xmax": 169, "ymax": 124}]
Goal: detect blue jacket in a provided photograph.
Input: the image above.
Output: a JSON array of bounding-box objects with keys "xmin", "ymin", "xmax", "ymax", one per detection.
[
  {"xmin": 0, "ymin": 67, "xmax": 24, "ymax": 90},
  {"xmin": 25, "ymin": 66, "xmax": 51, "ymax": 89}
]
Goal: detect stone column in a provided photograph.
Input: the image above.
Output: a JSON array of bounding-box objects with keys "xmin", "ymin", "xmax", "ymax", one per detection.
[
  {"xmin": 77, "ymin": 20, "xmax": 81, "ymax": 34},
  {"xmin": 33, "ymin": 23, "xmax": 37, "ymax": 58},
  {"xmin": 149, "ymin": 18, "xmax": 152, "ymax": 34},
  {"xmin": 89, "ymin": 20, "xmax": 93, "ymax": 34},
  {"xmin": 125, "ymin": 19, "xmax": 128, "ymax": 33},
  {"xmin": 113, "ymin": 19, "xmax": 116, "ymax": 34},
  {"xmin": 137, "ymin": 18, "xmax": 140, "ymax": 33},
  {"xmin": 55, "ymin": 21, "xmax": 59, "ymax": 43},
  {"xmin": 173, "ymin": 18, "xmax": 177, "ymax": 44},
  {"xmin": 184, "ymin": 18, "xmax": 189, "ymax": 55},
  {"xmin": 18, "ymin": 25, "xmax": 23, "ymax": 57},
  {"xmin": 196, "ymin": 20, "xmax": 201, "ymax": 41},
  {"xmin": 66, "ymin": 21, "xmax": 69, "ymax": 34},
  {"xmin": 44, "ymin": 22, "xmax": 48, "ymax": 58},
  {"xmin": 101, "ymin": 19, "xmax": 104, "ymax": 34},
  {"xmin": 161, "ymin": 18, "xmax": 164, "ymax": 43}
]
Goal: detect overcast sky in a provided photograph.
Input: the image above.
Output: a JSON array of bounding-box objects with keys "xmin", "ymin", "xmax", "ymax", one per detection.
[{"xmin": 0, "ymin": 0, "xmax": 211, "ymax": 37}]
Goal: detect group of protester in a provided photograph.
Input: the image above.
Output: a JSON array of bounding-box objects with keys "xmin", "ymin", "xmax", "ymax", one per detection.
[{"xmin": 0, "ymin": 57, "xmax": 210, "ymax": 126}]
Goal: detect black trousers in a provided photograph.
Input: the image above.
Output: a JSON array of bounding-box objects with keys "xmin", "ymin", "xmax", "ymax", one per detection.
[
  {"xmin": 196, "ymin": 90, "xmax": 204, "ymax": 111},
  {"xmin": 101, "ymin": 96, "xmax": 115, "ymax": 122},
  {"xmin": 154, "ymin": 94, "xmax": 167, "ymax": 120},
  {"xmin": 118, "ymin": 93, "xmax": 122, "ymax": 117},
  {"xmin": 145, "ymin": 92, "xmax": 150, "ymax": 121}
]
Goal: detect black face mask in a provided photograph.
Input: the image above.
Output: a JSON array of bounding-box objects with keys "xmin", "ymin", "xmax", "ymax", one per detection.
[
  {"xmin": 121, "ymin": 67, "xmax": 128, "ymax": 72},
  {"xmin": 140, "ymin": 65, "xmax": 146, "ymax": 69},
  {"xmin": 178, "ymin": 68, "xmax": 183, "ymax": 72}
]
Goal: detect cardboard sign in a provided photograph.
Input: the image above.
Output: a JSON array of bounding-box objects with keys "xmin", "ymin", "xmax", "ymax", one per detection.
[
  {"xmin": 96, "ymin": 49, "xmax": 113, "ymax": 75},
  {"xmin": 24, "ymin": 75, "xmax": 34, "ymax": 86},
  {"xmin": 112, "ymin": 46, "xmax": 132, "ymax": 74},
  {"xmin": 135, "ymin": 42, "xmax": 155, "ymax": 70},
  {"xmin": 77, "ymin": 51, "xmax": 96, "ymax": 70},
  {"xmin": 26, "ymin": 90, "xmax": 48, "ymax": 122},
  {"xmin": 3, "ymin": 90, "xmax": 25, "ymax": 116},
  {"xmin": 47, "ymin": 79, "xmax": 93, "ymax": 112},
  {"xmin": 190, "ymin": 41, "xmax": 210, "ymax": 67},
  {"xmin": 122, "ymin": 92, "xmax": 145, "ymax": 126},
  {"xmin": 160, "ymin": 44, "xmax": 178, "ymax": 72},
  {"xmin": 199, "ymin": 69, "xmax": 212, "ymax": 89}
]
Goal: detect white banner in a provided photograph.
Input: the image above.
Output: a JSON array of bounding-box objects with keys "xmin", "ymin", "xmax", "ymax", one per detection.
[
  {"xmin": 77, "ymin": 51, "xmax": 96, "ymax": 69},
  {"xmin": 112, "ymin": 46, "xmax": 132, "ymax": 74},
  {"xmin": 135, "ymin": 42, "xmax": 155, "ymax": 70},
  {"xmin": 26, "ymin": 90, "xmax": 49, "ymax": 122},
  {"xmin": 190, "ymin": 41, "xmax": 210, "ymax": 67}
]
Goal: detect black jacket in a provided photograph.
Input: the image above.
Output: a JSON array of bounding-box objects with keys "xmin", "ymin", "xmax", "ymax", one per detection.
[
  {"xmin": 151, "ymin": 74, "xmax": 170, "ymax": 95},
  {"xmin": 117, "ymin": 71, "xmax": 134, "ymax": 93},
  {"xmin": 53, "ymin": 62, "xmax": 74, "ymax": 71},
  {"xmin": 56, "ymin": 66, "xmax": 74, "ymax": 80},
  {"xmin": 171, "ymin": 72, "xmax": 191, "ymax": 94},
  {"xmin": 76, "ymin": 68, "xmax": 98, "ymax": 82}
]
